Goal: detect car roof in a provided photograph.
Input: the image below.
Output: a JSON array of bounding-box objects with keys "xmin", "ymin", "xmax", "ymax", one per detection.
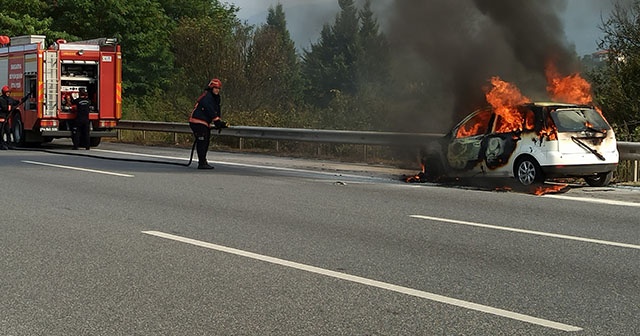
[{"xmin": 527, "ymin": 102, "xmax": 592, "ymax": 108}]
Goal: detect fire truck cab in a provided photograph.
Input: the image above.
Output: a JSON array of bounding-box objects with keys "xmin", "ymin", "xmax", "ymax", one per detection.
[{"xmin": 0, "ymin": 35, "xmax": 122, "ymax": 147}]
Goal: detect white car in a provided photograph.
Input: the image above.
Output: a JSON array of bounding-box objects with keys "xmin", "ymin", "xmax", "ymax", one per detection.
[{"xmin": 420, "ymin": 102, "xmax": 619, "ymax": 186}]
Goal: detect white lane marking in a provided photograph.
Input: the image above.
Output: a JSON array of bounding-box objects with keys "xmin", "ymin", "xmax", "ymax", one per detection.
[
  {"xmin": 410, "ymin": 215, "xmax": 640, "ymax": 250},
  {"xmin": 22, "ymin": 160, "xmax": 134, "ymax": 178},
  {"xmin": 543, "ymin": 194, "xmax": 640, "ymax": 208},
  {"xmin": 142, "ymin": 230, "xmax": 581, "ymax": 332},
  {"xmin": 93, "ymin": 149, "xmax": 375, "ymax": 179}
]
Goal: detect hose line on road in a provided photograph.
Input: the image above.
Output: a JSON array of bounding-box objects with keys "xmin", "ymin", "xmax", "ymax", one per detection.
[{"xmin": 6, "ymin": 140, "xmax": 198, "ymax": 167}]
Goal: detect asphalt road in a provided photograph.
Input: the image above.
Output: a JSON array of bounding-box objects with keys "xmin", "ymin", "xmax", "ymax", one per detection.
[{"xmin": 1, "ymin": 142, "xmax": 638, "ymax": 335}]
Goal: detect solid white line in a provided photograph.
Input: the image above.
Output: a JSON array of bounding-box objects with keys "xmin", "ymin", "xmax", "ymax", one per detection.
[
  {"xmin": 410, "ymin": 215, "xmax": 640, "ymax": 250},
  {"xmin": 93, "ymin": 149, "xmax": 371, "ymax": 179},
  {"xmin": 141, "ymin": 230, "xmax": 582, "ymax": 332},
  {"xmin": 22, "ymin": 160, "xmax": 134, "ymax": 177},
  {"xmin": 543, "ymin": 194, "xmax": 640, "ymax": 208}
]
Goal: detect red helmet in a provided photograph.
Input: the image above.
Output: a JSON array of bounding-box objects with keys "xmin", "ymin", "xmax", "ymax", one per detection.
[
  {"xmin": 208, "ymin": 78, "xmax": 222, "ymax": 89},
  {"xmin": 1, "ymin": 85, "xmax": 10, "ymax": 94}
]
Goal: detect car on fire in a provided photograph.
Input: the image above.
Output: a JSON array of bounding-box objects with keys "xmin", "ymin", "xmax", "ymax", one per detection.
[{"xmin": 419, "ymin": 102, "xmax": 619, "ymax": 186}]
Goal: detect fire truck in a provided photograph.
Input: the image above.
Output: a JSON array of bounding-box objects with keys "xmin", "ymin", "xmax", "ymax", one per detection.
[{"xmin": 0, "ymin": 35, "xmax": 121, "ymax": 147}]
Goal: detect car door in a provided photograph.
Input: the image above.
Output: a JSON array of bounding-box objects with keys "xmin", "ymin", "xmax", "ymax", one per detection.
[{"xmin": 446, "ymin": 109, "xmax": 492, "ymax": 172}]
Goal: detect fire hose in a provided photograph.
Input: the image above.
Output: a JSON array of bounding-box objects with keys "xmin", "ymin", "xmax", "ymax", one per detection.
[{"xmin": 7, "ymin": 124, "xmax": 227, "ymax": 168}]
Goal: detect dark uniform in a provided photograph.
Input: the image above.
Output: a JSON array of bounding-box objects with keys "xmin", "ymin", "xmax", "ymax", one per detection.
[
  {"xmin": 0, "ymin": 86, "xmax": 29, "ymax": 150},
  {"xmin": 69, "ymin": 89, "xmax": 91, "ymax": 150},
  {"xmin": 188, "ymin": 78, "xmax": 227, "ymax": 169}
]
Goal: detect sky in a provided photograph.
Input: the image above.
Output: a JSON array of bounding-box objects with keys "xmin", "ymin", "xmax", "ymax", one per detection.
[{"xmin": 226, "ymin": 0, "xmax": 615, "ymax": 56}]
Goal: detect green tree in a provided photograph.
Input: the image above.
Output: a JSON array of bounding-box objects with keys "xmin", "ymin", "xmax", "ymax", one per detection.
[
  {"xmin": 591, "ymin": 0, "xmax": 640, "ymax": 139},
  {"xmin": 49, "ymin": 0, "xmax": 174, "ymax": 97},
  {"xmin": 357, "ymin": 0, "xmax": 389, "ymax": 86},
  {"xmin": 0, "ymin": 0, "xmax": 71, "ymax": 41},
  {"xmin": 170, "ymin": 7, "xmax": 248, "ymax": 117},
  {"xmin": 302, "ymin": 0, "xmax": 360, "ymax": 108},
  {"xmin": 245, "ymin": 3, "xmax": 302, "ymax": 113}
]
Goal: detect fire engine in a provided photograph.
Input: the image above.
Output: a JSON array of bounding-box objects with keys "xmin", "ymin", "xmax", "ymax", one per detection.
[{"xmin": 0, "ymin": 34, "xmax": 121, "ymax": 147}]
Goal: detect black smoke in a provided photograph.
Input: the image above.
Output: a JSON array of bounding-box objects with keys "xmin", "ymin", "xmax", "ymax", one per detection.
[{"xmin": 386, "ymin": 0, "xmax": 582, "ymax": 132}]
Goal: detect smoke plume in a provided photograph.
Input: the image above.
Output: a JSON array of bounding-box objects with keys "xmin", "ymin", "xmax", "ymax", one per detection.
[{"xmin": 386, "ymin": 0, "xmax": 582, "ymax": 132}]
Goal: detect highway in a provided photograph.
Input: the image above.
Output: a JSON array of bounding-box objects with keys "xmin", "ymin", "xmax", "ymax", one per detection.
[{"xmin": 1, "ymin": 142, "xmax": 639, "ymax": 335}]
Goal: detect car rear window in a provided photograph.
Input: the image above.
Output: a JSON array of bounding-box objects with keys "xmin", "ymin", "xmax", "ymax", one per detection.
[{"xmin": 552, "ymin": 108, "xmax": 611, "ymax": 132}]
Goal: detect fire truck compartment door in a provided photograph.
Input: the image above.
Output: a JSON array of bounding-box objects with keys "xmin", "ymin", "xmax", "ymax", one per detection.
[{"xmin": 98, "ymin": 54, "xmax": 117, "ymax": 119}]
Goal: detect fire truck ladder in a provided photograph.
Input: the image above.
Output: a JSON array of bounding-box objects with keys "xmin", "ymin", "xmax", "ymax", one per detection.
[{"xmin": 43, "ymin": 51, "xmax": 58, "ymax": 118}]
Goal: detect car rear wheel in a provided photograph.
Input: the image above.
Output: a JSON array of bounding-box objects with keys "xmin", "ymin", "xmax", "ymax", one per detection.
[
  {"xmin": 515, "ymin": 157, "xmax": 543, "ymax": 186},
  {"xmin": 584, "ymin": 171, "xmax": 613, "ymax": 187}
]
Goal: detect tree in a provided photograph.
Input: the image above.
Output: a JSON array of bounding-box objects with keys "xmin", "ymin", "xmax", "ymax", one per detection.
[
  {"xmin": 0, "ymin": 0, "xmax": 71, "ymax": 41},
  {"xmin": 244, "ymin": 3, "xmax": 302, "ymax": 112},
  {"xmin": 170, "ymin": 6, "xmax": 248, "ymax": 117},
  {"xmin": 48, "ymin": 0, "xmax": 175, "ymax": 97},
  {"xmin": 357, "ymin": 0, "xmax": 390, "ymax": 86},
  {"xmin": 302, "ymin": 0, "xmax": 360, "ymax": 108},
  {"xmin": 591, "ymin": 0, "xmax": 640, "ymax": 139}
]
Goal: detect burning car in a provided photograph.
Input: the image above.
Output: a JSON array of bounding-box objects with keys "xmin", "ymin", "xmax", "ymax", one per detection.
[{"xmin": 419, "ymin": 102, "xmax": 619, "ymax": 187}]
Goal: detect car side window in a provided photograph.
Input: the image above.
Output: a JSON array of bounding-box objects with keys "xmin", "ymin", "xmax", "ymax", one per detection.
[{"xmin": 456, "ymin": 110, "xmax": 492, "ymax": 138}]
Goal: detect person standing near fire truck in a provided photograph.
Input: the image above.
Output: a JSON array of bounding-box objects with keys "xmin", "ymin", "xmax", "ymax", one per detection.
[
  {"xmin": 188, "ymin": 78, "xmax": 227, "ymax": 169},
  {"xmin": 66, "ymin": 88, "xmax": 92, "ymax": 150},
  {"xmin": 0, "ymin": 85, "xmax": 30, "ymax": 150}
]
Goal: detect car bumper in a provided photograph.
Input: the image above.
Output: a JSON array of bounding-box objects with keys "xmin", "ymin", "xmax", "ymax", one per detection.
[{"xmin": 541, "ymin": 163, "xmax": 618, "ymax": 177}]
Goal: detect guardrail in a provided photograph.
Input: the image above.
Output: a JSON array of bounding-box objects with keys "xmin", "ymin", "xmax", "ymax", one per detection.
[{"xmin": 116, "ymin": 120, "xmax": 640, "ymax": 181}]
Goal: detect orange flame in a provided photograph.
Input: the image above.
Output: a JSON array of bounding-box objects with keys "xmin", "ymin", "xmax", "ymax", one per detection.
[
  {"xmin": 485, "ymin": 77, "xmax": 531, "ymax": 133},
  {"xmin": 545, "ymin": 62, "xmax": 593, "ymax": 105}
]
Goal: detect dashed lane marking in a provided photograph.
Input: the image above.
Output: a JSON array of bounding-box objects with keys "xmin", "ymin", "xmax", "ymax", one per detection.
[
  {"xmin": 22, "ymin": 160, "xmax": 134, "ymax": 177},
  {"xmin": 410, "ymin": 215, "xmax": 640, "ymax": 250},
  {"xmin": 142, "ymin": 230, "xmax": 582, "ymax": 332}
]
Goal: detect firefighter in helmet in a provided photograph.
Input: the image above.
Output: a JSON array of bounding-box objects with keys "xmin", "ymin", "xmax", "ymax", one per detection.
[
  {"xmin": 188, "ymin": 78, "xmax": 227, "ymax": 169},
  {"xmin": 66, "ymin": 88, "xmax": 92, "ymax": 150},
  {"xmin": 0, "ymin": 85, "xmax": 30, "ymax": 150}
]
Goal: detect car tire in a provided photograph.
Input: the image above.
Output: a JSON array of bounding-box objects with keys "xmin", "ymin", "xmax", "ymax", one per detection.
[
  {"xmin": 584, "ymin": 171, "xmax": 613, "ymax": 187},
  {"xmin": 422, "ymin": 155, "xmax": 445, "ymax": 181},
  {"xmin": 515, "ymin": 156, "xmax": 543, "ymax": 186}
]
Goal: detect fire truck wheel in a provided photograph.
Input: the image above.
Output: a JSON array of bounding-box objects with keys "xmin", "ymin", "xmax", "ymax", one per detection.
[
  {"xmin": 89, "ymin": 137, "xmax": 101, "ymax": 147},
  {"xmin": 10, "ymin": 114, "xmax": 24, "ymax": 146}
]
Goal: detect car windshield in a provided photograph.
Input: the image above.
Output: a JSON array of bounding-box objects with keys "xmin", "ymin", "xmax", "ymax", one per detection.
[{"xmin": 551, "ymin": 108, "xmax": 611, "ymax": 132}]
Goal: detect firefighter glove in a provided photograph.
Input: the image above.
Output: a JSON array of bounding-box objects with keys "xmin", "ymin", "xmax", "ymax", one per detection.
[{"xmin": 213, "ymin": 119, "xmax": 228, "ymax": 129}]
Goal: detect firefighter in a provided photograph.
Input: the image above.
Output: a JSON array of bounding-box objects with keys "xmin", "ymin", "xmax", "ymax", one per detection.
[
  {"xmin": 188, "ymin": 78, "xmax": 228, "ymax": 169},
  {"xmin": 0, "ymin": 85, "xmax": 30, "ymax": 150},
  {"xmin": 67, "ymin": 88, "xmax": 91, "ymax": 150}
]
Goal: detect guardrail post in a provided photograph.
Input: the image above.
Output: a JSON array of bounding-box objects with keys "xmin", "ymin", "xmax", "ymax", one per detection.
[
  {"xmin": 635, "ymin": 160, "xmax": 638, "ymax": 182},
  {"xmin": 174, "ymin": 132, "xmax": 178, "ymax": 144},
  {"xmin": 363, "ymin": 145, "xmax": 368, "ymax": 162},
  {"xmin": 239, "ymin": 138, "xmax": 244, "ymax": 150}
]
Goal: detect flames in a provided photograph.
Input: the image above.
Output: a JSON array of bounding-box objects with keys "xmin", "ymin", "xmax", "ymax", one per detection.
[
  {"xmin": 485, "ymin": 62, "xmax": 595, "ymax": 140},
  {"xmin": 488, "ymin": 62, "xmax": 594, "ymax": 109},
  {"xmin": 485, "ymin": 77, "xmax": 531, "ymax": 133},
  {"xmin": 405, "ymin": 61, "xmax": 597, "ymax": 195},
  {"xmin": 545, "ymin": 62, "xmax": 593, "ymax": 105}
]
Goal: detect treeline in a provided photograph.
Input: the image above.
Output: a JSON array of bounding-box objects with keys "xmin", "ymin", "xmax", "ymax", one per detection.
[
  {"xmin": 1, "ymin": 0, "xmax": 393, "ymax": 131},
  {"xmin": 1, "ymin": 0, "xmax": 639, "ymax": 139}
]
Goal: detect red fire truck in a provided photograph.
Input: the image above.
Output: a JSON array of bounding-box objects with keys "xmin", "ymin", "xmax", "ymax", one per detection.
[{"xmin": 0, "ymin": 34, "xmax": 121, "ymax": 147}]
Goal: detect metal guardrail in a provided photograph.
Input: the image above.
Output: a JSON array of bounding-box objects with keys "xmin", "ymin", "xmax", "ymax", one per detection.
[
  {"xmin": 115, "ymin": 120, "xmax": 443, "ymax": 147},
  {"xmin": 116, "ymin": 120, "xmax": 640, "ymax": 161}
]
